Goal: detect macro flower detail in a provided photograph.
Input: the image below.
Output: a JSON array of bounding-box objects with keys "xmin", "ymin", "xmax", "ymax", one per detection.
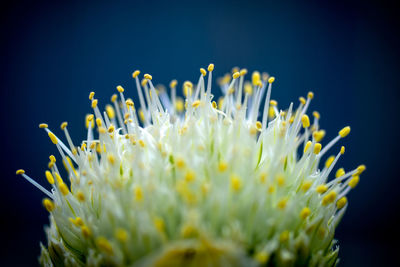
[{"xmin": 17, "ymin": 64, "xmax": 365, "ymax": 267}]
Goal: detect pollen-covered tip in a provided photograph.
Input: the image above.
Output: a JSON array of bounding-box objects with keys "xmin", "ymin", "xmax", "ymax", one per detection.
[
  {"xmin": 339, "ymin": 126, "xmax": 351, "ymax": 137},
  {"xmin": 16, "ymin": 169, "xmax": 25, "ymax": 175}
]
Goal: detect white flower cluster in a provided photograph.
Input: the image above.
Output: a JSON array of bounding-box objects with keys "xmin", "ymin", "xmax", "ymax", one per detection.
[{"xmin": 17, "ymin": 65, "xmax": 365, "ymax": 267}]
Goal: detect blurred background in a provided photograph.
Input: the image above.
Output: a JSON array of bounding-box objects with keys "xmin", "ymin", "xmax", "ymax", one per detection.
[{"xmin": 1, "ymin": 0, "xmax": 399, "ymax": 265}]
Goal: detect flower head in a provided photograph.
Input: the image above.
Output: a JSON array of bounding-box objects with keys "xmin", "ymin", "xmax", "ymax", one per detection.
[{"xmin": 17, "ymin": 65, "xmax": 365, "ymax": 266}]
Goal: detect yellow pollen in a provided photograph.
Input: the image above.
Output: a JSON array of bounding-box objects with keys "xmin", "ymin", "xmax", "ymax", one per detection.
[
  {"xmin": 240, "ymin": 68, "xmax": 248, "ymax": 76},
  {"xmin": 154, "ymin": 217, "xmax": 165, "ymax": 233},
  {"xmin": 126, "ymin": 99, "xmax": 134, "ymax": 107},
  {"xmin": 270, "ymin": 100, "xmax": 277, "ymax": 106},
  {"xmin": 348, "ymin": 175, "xmax": 359, "ymax": 188},
  {"xmin": 108, "ymin": 125, "xmax": 115, "ymax": 133},
  {"xmin": 59, "ymin": 182, "xmax": 69, "ymax": 196},
  {"xmin": 313, "ymin": 130, "xmax": 325, "ymax": 142},
  {"xmin": 45, "ymin": 170, "xmax": 55, "ymax": 184},
  {"xmin": 232, "ymin": 72, "xmax": 240, "ymax": 79},
  {"xmin": 256, "ymin": 121, "xmax": 262, "ymax": 130},
  {"xmin": 304, "ymin": 141, "xmax": 312, "ymax": 153},
  {"xmin": 134, "ymin": 186, "xmax": 143, "ymax": 201},
  {"xmin": 16, "ymin": 169, "xmax": 25, "ymax": 175},
  {"xmin": 336, "ymin": 168, "xmax": 345, "ymax": 178},
  {"xmin": 96, "ymin": 237, "xmax": 113, "ymax": 255},
  {"xmin": 212, "ymin": 101, "xmax": 217, "ymax": 109},
  {"xmin": 91, "ymin": 99, "xmax": 98, "ymax": 108},
  {"xmin": 184, "ymin": 170, "xmax": 196, "ymax": 182},
  {"xmin": 200, "ymin": 68, "xmax": 206, "ymax": 76},
  {"xmin": 252, "ymin": 71, "xmax": 261, "ymax": 86},
  {"xmin": 356, "ymin": 165, "xmax": 366, "ymax": 175},
  {"xmin": 192, "ymin": 100, "xmax": 201, "ymax": 108},
  {"xmin": 60, "ymin": 122, "xmax": 68, "ymax": 130},
  {"xmin": 115, "ymin": 228, "xmax": 128, "ymax": 242},
  {"xmin": 141, "ymin": 79, "xmax": 148, "ymax": 87},
  {"xmin": 277, "ymin": 198, "xmax": 288, "ymax": 209},
  {"xmin": 300, "ymin": 207, "xmax": 311, "ymax": 219},
  {"xmin": 301, "ymin": 181, "xmax": 312, "ymax": 192},
  {"xmin": 268, "ymin": 76, "xmax": 275, "ymax": 83},
  {"xmin": 316, "ymin": 184, "xmax": 328, "ymax": 194},
  {"xmin": 117, "ymin": 85, "xmax": 124, "ymax": 93},
  {"xmin": 339, "ymin": 126, "xmax": 351, "ymax": 137},
  {"xmin": 307, "ymin": 91, "xmax": 314, "ymax": 99},
  {"xmin": 276, "ymin": 174, "xmax": 285, "ymax": 186},
  {"xmin": 325, "ymin": 156, "xmax": 335, "ymax": 168},
  {"xmin": 175, "ymin": 98, "xmax": 184, "ymax": 112},
  {"xmin": 301, "ymin": 114, "xmax": 310, "ymax": 128},
  {"xmin": 259, "ymin": 172, "xmax": 267, "ymax": 183},
  {"xmin": 340, "ymin": 146, "xmax": 345, "ymax": 154},
  {"xmin": 280, "ymin": 230, "xmax": 290, "ymax": 242},
  {"xmin": 132, "ymin": 70, "xmax": 140, "ymax": 78},
  {"xmin": 230, "ymin": 174, "xmax": 242, "ymax": 192},
  {"xmin": 336, "ymin": 196, "xmax": 348, "ymax": 209},
  {"xmin": 48, "ymin": 132, "xmax": 58, "ymax": 144},
  {"xmin": 54, "ymin": 173, "xmax": 63, "ymax": 184},
  {"xmin": 76, "ymin": 191, "xmax": 85, "ymax": 202},
  {"xmin": 218, "ymin": 161, "xmax": 228, "ymax": 172},
  {"xmin": 314, "ymin": 143, "xmax": 322, "ymax": 154},
  {"xmin": 169, "ymin": 79, "xmax": 177, "ymax": 89},
  {"xmin": 176, "ymin": 158, "xmax": 185, "ymax": 169},
  {"xmin": 244, "ymin": 82, "xmax": 253, "ymax": 95},
  {"xmin": 89, "ymin": 91, "xmax": 95, "ymax": 100},
  {"xmin": 39, "ymin": 123, "xmax": 48, "ymax": 128},
  {"xmin": 81, "ymin": 225, "xmax": 91, "ymax": 238},
  {"xmin": 254, "ymin": 251, "xmax": 269, "ymax": 264},
  {"xmin": 144, "ymin": 74, "xmax": 152, "ymax": 80},
  {"xmin": 111, "ymin": 94, "xmax": 117, "ymax": 103},
  {"xmin": 299, "ymin": 97, "xmax": 306, "ymax": 105},
  {"xmin": 322, "ymin": 191, "xmax": 337, "ymax": 205},
  {"xmin": 108, "ymin": 154, "xmax": 115, "ymax": 165},
  {"xmin": 95, "ymin": 118, "xmax": 102, "ymax": 127},
  {"xmin": 43, "ymin": 198, "xmax": 55, "ymax": 212},
  {"xmin": 207, "ymin": 63, "xmax": 214, "ymax": 72},
  {"xmin": 312, "ymin": 111, "xmax": 320, "ymax": 119}
]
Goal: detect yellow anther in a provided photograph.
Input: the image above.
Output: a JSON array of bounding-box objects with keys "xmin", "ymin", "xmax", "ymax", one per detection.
[
  {"xmin": 181, "ymin": 224, "xmax": 198, "ymax": 238},
  {"xmin": 301, "ymin": 181, "xmax": 312, "ymax": 192},
  {"xmin": 336, "ymin": 196, "xmax": 348, "ymax": 209},
  {"xmin": 276, "ymin": 174, "xmax": 285, "ymax": 186},
  {"xmin": 108, "ymin": 154, "xmax": 115, "ymax": 165},
  {"xmin": 307, "ymin": 91, "xmax": 314, "ymax": 99},
  {"xmin": 340, "ymin": 146, "xmax": 345, "ymax": 154},
  {"xmin": 16, "ymin": 169, "xmax": 25, "ymax": 175},
  {"xmin": 39, "ymin": 123, "xmax": 48, "ymax": 129},
  {"xmin": 304, "ymin": 141, "xmax": 312, "ymax": 153},
  {"xmin": 43, "ymin": 198, "xmax": 55, "ymax": 212},
  {"xmin": 269, "ymin": 100, "xmax": 277, "ymax": 106},
  {"xmin": 175, "ymin": 98, "xmax": 184, "ymax": 112},
  {"xmin": 259, "ymin": 172, "xmax": 267, "ymax": 183},
  {"xmin": 349, "ymin": 175, "xmax": 359, "ymax": 188},
  {"xmin": 268, "ymin": 185, "xmax": 276, "ymax": 193},
  {"xmin": 45, "ymin": 170, "xmax": 55, "ymax": 184},
  {"xmin": 76, "ymin": 191, "xmax": 85, "ymax": 202},
  {"xmin": 89, "ymin": 142, "xmax": 96, "ymax": 150},
  {"xmin": 48, "ymin": 161, "xmax": 54, "ymax": 169},
  {"xmin": 268, "ymin": 76, "xmax": 275, "ymax": 83},
  {"xmin": 230, "ymin": 174, "xmax": 242, "ymax": 192},
  {"xmin": 244, "ymin": 82, "xmax": 253, "ymax": 95},
  {"xmin": 141, "ymin": 79, "xmax": 148, "ymax": 87},
  {"xmin": 312, "ymin": 111, "xmax": 320, "ymax": 119},
  {"xmin": 268, "ymin": 106, "xmax": 275, "ymax": 119},
  {"xmin": 339, "ymin": 126, "xmax": 351, "ymax": 138},
  {"xmin": 54, "ymin": 173, "xmax": 63, "ymax": 184},
  {"xmin": 299, "ymin": 97, "xmax": 306, "ymax": 105},
  {"xmin": 134, "ymin": 186, "xmax": 143, "ymax": 201},
  {"xmin": 96, "ymin": 237, "xmax": 113, "ymax": 255},
  {"xmin": 254, "ymin": 251, "xmax": 269, "ymax": 264},
  {"xmin": 59, "ymin": 183, "xmax": 69, "ymax": 196},
  {"xmin": 336, "ymin": 168, "xmax": 345, "ymax": 178},
  {"xmin": 316, "ymin": 184, "xmax": 328, "ymax": 194},
  {"xmin": 212, "ymin": 101, "xmax": 217, "ymax": 109},
  {"xmin": 232, "ymin": 72, "xmax": 240, "ymax": 79},
  {"xmin": 116, "ymin": 85, "xmax": 124, "ymax": 93},
  {"xmin": 207, "ymin": 63, "xmax": 214, "ymax": 72},
  {"xmin": 126, "ymin": 99, "xmax": 134, "ymax": 107},
  {"xmin": 60, "ymin": 122, "xmax": 68, "ymax": 130},
  {"xmin": 108, "ymin": 125, "xmax": 115, "ymax": 133},
  {"xmin": 314, "ymin": 143, "xmax": 322, "ymax": 154},
  {"xmin": 183, "ymin": 85, "xmax": 192, "ymax": 97},
  {"xmin": 322, "ymin": 190, "xmax": 337, "ymax": 205},
  {"xmin": 313, "ymin": 130, "xmax": 325, "ymax": 142},
  {"xmin": 218, "ymin": 161, "xmax": 228, "ymax": 172},
  {"xmin": 89, "ymin": 91, "xmax": 95, "ymax": 100},
  {"xmin": 289, "ymin": 116, "xmax": 294, "ymax": 124},
  {"xmin": 301, "ymin": 114, "xmax": 310, "ymax": 128},
  {"xmin": 132, "ymin": 70, "xmax": 140, "ymax": 78},
  {"xmin": 138, "ymin": 139, "xmax": 145, "ymax": 147},
  {"xmin": 169, "ymin": 79, "xmax": 177, "ymax": 88},
  {"xmin": 277, "ymin": 198, "xmax": 288, "ymax": 209},
  {"xmin": 103, "ymin": 105, "xmax": 115, "ymax": 120},
  {"xmin": 192, "ymin": 100, "xmax": 201, "ymax": 108},
  {"xmin": 48, "ymin": 132, "xmax": 58, "ymax": 144},
  {"xmin": 280, "ymin": 230, "xmax": 290, "ymax": 242},
  {"xmin": 91, "ymin": 99, "xmax": 98, "ymax": 109},
  {"xmin": 325, "ymin": 156, "xmax": 335, "ymax": 168},
  {"xmin": 144, "ymin": 74, "xmax": 152, "ymax": 80},
  {"xmin": 154, "ymin": 217, "xmax": 165, "ymax": 233},
  {"xmin": 256, "ymin": 121, "xmax": 262, "ymax": 130},
  {"xmin": 74, "ymin": 217, "xmax": 84, "ymax": 226},
  {"xmin": 256, "ymin": 80, "xmax": 263, "ymax": 87},
  {"xmin": 240, "ymin": 68, "xmax": 248, "ymax": 76},
  {"xmin": 111, "ymin": 94, "xmax": 117, "ymax": 103},
  {"xmin": 81, "ymin": 225, "xmax": 91, "ymax": 238},
  {"xmin": 176, "ymin": 157, "xmax": 185, "ymax": 169},
  {"xmin": 231, "ymin": 66, "xmax": 239, "ymax": 73},
  {"xmin": 184, "ymin": 170, "xmax": 196, "ymax": 182},
  {"xmin": 252, "ymin": 71, "xmax": 261, "ymax": 86},
  {"xmin": 218, "ymin": 97, "xmax": 224, "ymax": 110},
  {"xmin": 115, "ymin": 228, "xmax": 128, "ymax": 242},
  {"xmin": 300, "ymin": 207, "xmax": 311, "ymax": 219},
  {"xmin": 356, "ymin": 165, "xmax": 366, "ymax": 175},
  {"xmin": 200, "ymin": 68, "xmax": 207, "ymax": 76}
]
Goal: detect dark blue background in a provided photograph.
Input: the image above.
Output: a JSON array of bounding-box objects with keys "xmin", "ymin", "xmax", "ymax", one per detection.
[{"xmin": 1, "ymin": 0, "xmax": 399, "ymax": 266}]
